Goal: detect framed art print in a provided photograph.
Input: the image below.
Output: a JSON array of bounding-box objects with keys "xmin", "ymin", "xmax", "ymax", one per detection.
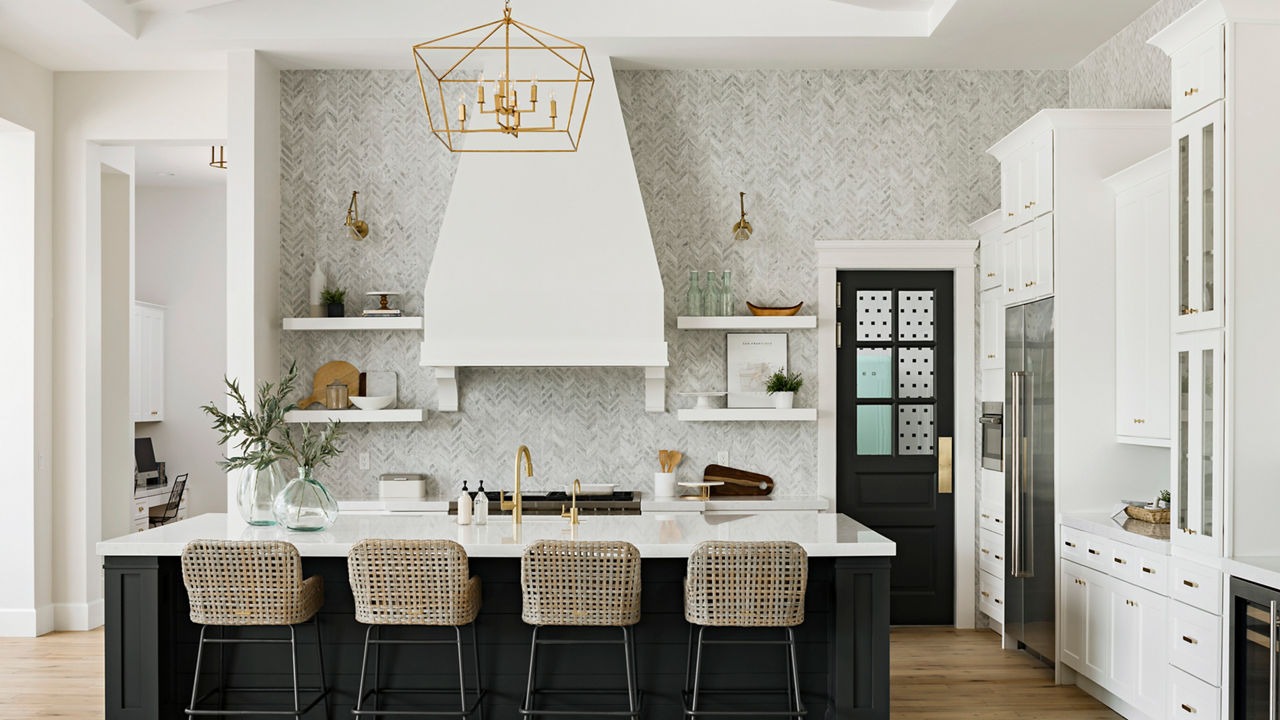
[{"xmin": 726, "ymin": 333, "xmax": 788, "ymax": 408}]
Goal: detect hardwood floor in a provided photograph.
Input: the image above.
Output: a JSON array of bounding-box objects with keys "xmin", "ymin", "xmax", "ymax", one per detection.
[{"xmin": 0, "ymin": 626, "xmax": 1117, "ymax": 719}]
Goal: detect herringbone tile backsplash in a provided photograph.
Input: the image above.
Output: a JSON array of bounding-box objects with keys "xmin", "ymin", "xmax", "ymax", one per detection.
[{"xmin": 280, "ymin": 68, "xmax": 1066, "ymax": 500}]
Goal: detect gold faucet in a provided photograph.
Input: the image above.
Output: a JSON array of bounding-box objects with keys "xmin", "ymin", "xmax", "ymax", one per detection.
[
  {"xmin": 561, "ymin": 479, "xmax": 581, "ymax": 525},
  {"xmin": 501, "ymin": 445, "xmax": 533, "ymax": 524}
]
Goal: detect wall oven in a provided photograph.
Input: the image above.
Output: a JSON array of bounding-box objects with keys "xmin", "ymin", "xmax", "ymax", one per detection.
[
  {"xmin": 980, "ymin": 401, "xmax": 1004, "ymax": 471},
  {"xmin": 1231, "ymin": 576, "xmax": 1280, "ymax": 719}
]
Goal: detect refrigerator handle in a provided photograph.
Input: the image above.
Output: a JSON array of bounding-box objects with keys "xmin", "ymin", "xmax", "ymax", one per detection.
[{"xmin": 1011, "ymin": 371, "xmax": 1031, "ymax": 579}]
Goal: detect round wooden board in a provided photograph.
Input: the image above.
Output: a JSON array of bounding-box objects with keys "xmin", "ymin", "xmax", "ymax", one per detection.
[{"xmin": 298, "ymin": 361, "xmax": 360, "ymax": 409}]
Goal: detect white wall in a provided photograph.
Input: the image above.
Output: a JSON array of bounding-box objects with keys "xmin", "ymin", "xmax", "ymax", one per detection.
[
  {"xmin": 134, "ymin": 185, "xmax": 228, "ymax": 518},
  {"xmin": 99, "ymin": 163, "xmax": 133, "ymax": 544},
  {"xmin": 52, "ymin": 70, "xmax": 226, "ymax": 630},
  {"xmin": 0, "ymin": 47, "xmax": 54, "ymax": 638}
]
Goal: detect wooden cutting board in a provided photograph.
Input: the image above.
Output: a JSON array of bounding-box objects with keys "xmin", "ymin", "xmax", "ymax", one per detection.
[
  {"xmin": 298, "ymin": 361, "xmax": 360, "ymax": 409},
  {"xmin": 704, "ymin": 464, "xmax": 774, "ymax": 496}
]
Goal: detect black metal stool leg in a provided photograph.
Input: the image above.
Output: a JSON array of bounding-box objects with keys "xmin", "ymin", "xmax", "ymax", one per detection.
[
  {"xmin": 373, "ymin": 626, "xmax": 381, "ymax": 713},
  {"xmin": 314, "ymin": 616, "xmax": 329, "ymax": 718},
  {"xmin": 218, "ymin": 626, "xmax": 226, "ymax": 711},
  {"xmin": 471, "ymin": 623, "xmax": 485, "ymax": 720},
  {"xmin": 690, "ymin": 625, "xmax": 707, "ymax": 718},
  {"xmin": 683, "ymin": 624, "xmax": 694, "ymax": 696},
  {"xmin": 354, "ymin": 626, "xmax": 373, "ymax": 716},
  {"xmin": 786, "ymin": 627, "xmax": 804, "ymax": 715},
  {"xmin": 188, "ymin": 625, "xmax": 208, "ymax": 713},
  {"xmin": 288, "ymin": 624, "xmax": 300, "ymax": 717},
  {"xmin": 454, "ymin": 626, "xmax": 468, "ymax": 716},
  {"xmin": 620, "ymin": 627, "xmax": 636, "ymax": 714},
  {"xmin": 522, "ymin": 626, "xmax": 540, "ymax": 714}
]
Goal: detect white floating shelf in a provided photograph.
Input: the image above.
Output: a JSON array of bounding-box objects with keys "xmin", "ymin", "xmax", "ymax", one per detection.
[
  {"xmin": 282, "ymin": 317, "xmax": 423, "ymax": 331},
  {"xmin": 677, "ymin": 408, "xmax": 817, "ymax": 422},
  {"xmin": 284, "ymin": 409, "xmax": 424, "ymax": 423},
  {"xmin": 677, "ymin": 316, "xmax": 817, "ymax": 330}
]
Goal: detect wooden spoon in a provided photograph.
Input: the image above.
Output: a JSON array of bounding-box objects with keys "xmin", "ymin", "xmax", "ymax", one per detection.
[
  {"xmin": 669, "ymin": 451, "xmax": 683, "ymax": 471},
  {"xmin": 659, "ymin": 450, "xmax": 670, "ymax": 473}
]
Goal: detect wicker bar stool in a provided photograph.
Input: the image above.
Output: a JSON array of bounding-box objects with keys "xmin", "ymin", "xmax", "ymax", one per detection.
[
  {"xmin": 347, "ymin": 539, "xmax": 485, "ymax": 719},
  {"xmin": 519, "ymin": 540, "xmax": 642, "ymax": 718},
  {"xmin": 181, "ymin": 539, "xmax": 329, "ymax": 718},
  {"xmin": 683, "ymin": 541, "xmax": 809, "ymax": 718}
]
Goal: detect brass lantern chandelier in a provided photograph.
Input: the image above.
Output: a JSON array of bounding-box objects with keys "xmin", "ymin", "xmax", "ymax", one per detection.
[{"xmin": 412, "ymin": 0, "xmax": 594, "ymax": 152}]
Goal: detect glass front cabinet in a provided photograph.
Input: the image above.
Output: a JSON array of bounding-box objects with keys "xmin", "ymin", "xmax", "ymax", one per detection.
[
  {"xmin": 1171, "ymin": 329, "xmax": 1225, "ymax": 556},
  {"xmin": 1172, "ymin": 102, "xmax": 1225, "ymax": 333}
]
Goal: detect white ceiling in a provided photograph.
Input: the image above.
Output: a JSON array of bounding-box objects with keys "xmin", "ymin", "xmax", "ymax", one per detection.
[
  {"xmin": 133, "ymin": 145, "xmax": 227, "ymax": 187},
  {"xmin": 0, "ymin": 0, "xmax": 1161, "ymax": 71}
]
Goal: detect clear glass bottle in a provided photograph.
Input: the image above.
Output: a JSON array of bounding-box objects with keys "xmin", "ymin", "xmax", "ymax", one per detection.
[
  {"xmin": 237, "ymin": 456, "xmax": 285, "ymax": 526},
  {"xmin": 720, "ymin": 270, "xmax": 733, "ymax": 316},
  {"xmin": 472, "ymin": 487, "xmax": 488, "ymax": 525},
  {"xmin": 702, "ymin": 271, "xmax": 720, "ymax": 317},
  {"xmin": 272, "ymin": 466, "xmax": 339, "ymax": 531},
  {"xmin": 685, "ymin": 270, "xmax": 702, "ymax": 317}
]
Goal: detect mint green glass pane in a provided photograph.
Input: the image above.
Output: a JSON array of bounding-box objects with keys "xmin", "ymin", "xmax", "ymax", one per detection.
[
  {"xmin": 856, "ymin": 405, "xmax": 892, "ymax": 456},
  {"xmin": 857, "ymin": 349, "xmax": 892, "ymax": 398}
]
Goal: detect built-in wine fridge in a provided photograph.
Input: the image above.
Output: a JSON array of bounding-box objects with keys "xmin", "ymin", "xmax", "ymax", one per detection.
[{"xmin": 1231, "ymin": 577, "xmax": 1280, "ymax": 719}]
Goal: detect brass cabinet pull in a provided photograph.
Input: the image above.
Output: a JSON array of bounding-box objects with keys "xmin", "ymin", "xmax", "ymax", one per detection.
[
  {"xmin": 1008, "ymin": 287, "xmax": 1015, "ymax": 293},
  {"xmin": 987, "ymin": 272, "xmax": 996, "ymax": 277},
  {"xmin": 993, "ymin": 517, "xmax": 1003, "ymax": 524},
  {"xmin": 981, "ymin": 513, "xmax": 991, "ymax": 519},
  {"xmin": 938, "ymin": 437, "xmax": 953, "ymax": 494},
  {"xmin": 1183, "ymin": 579, "xmax": 1199, "ymax": 588},
  {"xmin": 1182, "ymin": 635, "xmax": 1198, "ymax": 645},
  {"xmin": 994, "ymin": 598, "xmax": 1003, "ymax": 605},
  {"xmin": 981, "ymin": 549, "xmax": 990, "ymax": 555},
  {"xmin": 995, "ymin": 554, "xmax": 1003, "ymax": 561},
  {"xmin": 1064, "ymin": 541, "xmax": 1077, "ymax": 548},
  {"xmin": 1114, "ymin": 557, "xmax": 1127, "ymax": 565},
  {"xmin": 1028, "ymin": 201, "xmax": 1036, "ymax": 206},
  {"xmin": 981, "ymin": 591, "xmax": 990, "ymax": 598},
  {"xmin": 1024, "ymin": 203, "xmax": 1031, "ymax": 209},
  {"xmin": 1142, "ymin": 567, "xmax": 1156, "ymax": 574},
  {"xmin": 1181, "ymin": 703, "xmax": 1196, "ymax": 713},
  {"xmin": 1088, "ymin": 549, "xmax": 1101, "ymax": 556},
  {"xmin": 1007, "ymin": 212, "xmax": 1015, "ymax": 217},
  {"xmin": 987, "ymin": 354, "xmax": 996, "ymax": 359}
]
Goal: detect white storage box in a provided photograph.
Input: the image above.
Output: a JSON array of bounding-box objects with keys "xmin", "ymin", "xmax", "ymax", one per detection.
[{"xmin": 379, "ymin": 473, "xmax": 427, "ymax": 500}]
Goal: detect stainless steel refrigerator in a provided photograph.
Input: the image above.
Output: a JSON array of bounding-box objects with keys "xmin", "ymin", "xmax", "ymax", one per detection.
[{"xmin": 1005, "ymin": 297, "xmax": 1055, "ymax": 664}]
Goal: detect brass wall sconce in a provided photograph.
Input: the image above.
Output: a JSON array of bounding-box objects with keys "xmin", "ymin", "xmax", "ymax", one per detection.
[
  {"xmin": 208, "ymin": 146, "xmax": 227, "ymax": 169},
  {"xmin": 732, "ymin": 191, "xmax": 753, "ymax": 241},
  {"xmin": 344, "ymin": 191, "xmax": 370, "ymax": 241}
]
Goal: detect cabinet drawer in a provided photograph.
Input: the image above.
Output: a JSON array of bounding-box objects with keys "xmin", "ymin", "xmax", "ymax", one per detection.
[
  {"xmin": 1081, "ymin": 533, "xmax": 1111, "ymax": 573},
  {"xmin": 1168, "ymin": 557, "xmax": 1222, "ymax": 615},
  {"xmin": 1169, "ymin": 601, "xmax": 1222, "ymax": 686},
  {"xmin": 978, "ymin": 569, "xmax": 1004, "ymax": 623},
  {"xmin": 979, "ymin": 529, "xmax": 1005, "ymax": 577},
  {"xmin": 1126, "ymin": 551, "xmax": 1169, "ymax": 597},
  {"xmin": 980, "ymin": 507, "xmax": 1005, "ymax": 536},
  {"xmin": 1168, "ymin": 665, "xmax": 1220, "ymax": 720},
  {"xmin": 1060, "ymin": 525, "xmax": 1085, "ymax": 564}
]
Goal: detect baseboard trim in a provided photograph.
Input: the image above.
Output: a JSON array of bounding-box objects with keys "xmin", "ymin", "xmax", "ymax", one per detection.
[
  {"xmin": 0, "ymin": 604, "xmax": 56, "ymax": 637},
  {"xmin": 53, "ymin": 598, "xmax": 105, "ymax": 631}
]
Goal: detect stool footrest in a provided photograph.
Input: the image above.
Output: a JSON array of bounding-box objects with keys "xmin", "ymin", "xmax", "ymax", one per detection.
[{"xmin": 352, "ymin": 688, "xmax": 485, "ymax": 718}]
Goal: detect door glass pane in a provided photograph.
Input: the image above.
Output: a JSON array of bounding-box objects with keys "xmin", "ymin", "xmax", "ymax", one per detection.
[
  {"xmin": 897, "ymin": 291, "xmax": 934, "ymax": 341},
  {"xmin": 1178, "ymin": 134, "xmax": 1190, "ymax": 316},
  {"xmin": 856, "ymin": 349, "xmax": 892, "ymax": 398},
  {"xmin": 898, "ymin": 347, "xmax": 934, "ymax": 398},
  {"xmin": 856, "ymin": 406, "xmax": 892, "ymax": 455},
  {"xmin": 856, "ymin": 291, "xmax": 893, "ymax": 341},
  {"xmin": 1201, "ymin": 348, "xmax": 1214, "ymax": 537},
  {"xmin": 1201, "ymin": 123, "xmax": 1215, "ymax": 312},
  {"xmin": 1177, "ymin": 351, "xmax": 1189, "ymax": 531},
  {"xmin": 898, "ymin": 404, "xmax": 935, "ymax": 456}
]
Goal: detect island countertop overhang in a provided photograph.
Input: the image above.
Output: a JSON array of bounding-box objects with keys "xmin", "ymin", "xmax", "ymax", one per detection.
[{"xmin": 97, "ymin": 512, "xmax": 896, "ymax": 559}]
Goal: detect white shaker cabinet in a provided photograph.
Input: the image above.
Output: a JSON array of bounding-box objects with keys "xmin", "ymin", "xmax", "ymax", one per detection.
[
  {"xmin": 131, "ymin": 302, "xmax": 165, "ymax": 423},
  {"xmin": 1171, "ymin": 103, "xmax": 1225, "ymax": 334},
  {"xmin": 1107, "ymin": 150, "xmax": 1172, "ymax": 446},
  {"xmin": 1170, "ymin": 26, "xmax": 1224, "ymax": 123},
  {"xmin": 1000, "ymin": 129, "xmax": 1054, "ymax": 231},
  {"xmin": 1109, "ymin": 581, "xmax": 1168, "ymax": 714},
  {"xmin": 980, "ymin": 289, "xmax": 1003, "ymax": 370},
  {"xmin": 1171, "ymin": 330, "xmax": 1224, "ymax": 557},
  {"xmin": 1002, "ymin": 214, "xmax": 1053, "ymax": 307}
]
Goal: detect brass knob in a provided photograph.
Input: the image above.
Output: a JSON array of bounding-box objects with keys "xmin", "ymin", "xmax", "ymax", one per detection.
[
  {"xmin": 987, "ymin": 272, "xmax": 996, "ymax": 277},
  {"xmin": 987, "ymin": 354, "xmax": 996, "ymax": 359},
  {"xmin": 1190, "ymin": 87, "xmax": 1199, "ymax": 95},
  {"xmin": 1028, "ymin": 201, "xmax": 1036, "ymax": 206},
  {"xmin": 1008, "ymin": 288, "xmax": 1014, "ymax": 293},
  {"xmin": 1007, "ymin": 212, "xmax": 1015, "ymax": 217}
]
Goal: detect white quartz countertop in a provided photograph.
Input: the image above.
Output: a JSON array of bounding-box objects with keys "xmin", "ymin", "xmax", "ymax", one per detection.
[
  {"xmin": 338, "ymin": 494, "xmax": 829, "ymax": 514},
  {"xmin": 1228, "ymin": 557, "xmax": 1280, "ymax": 591},
  {"xmin": 97, "ymin": 512, "xmax": 895, "ymax": 559},
  {"xmin": 1059, "ymin": 512, "xmax": 1171, "ymax": 555}
]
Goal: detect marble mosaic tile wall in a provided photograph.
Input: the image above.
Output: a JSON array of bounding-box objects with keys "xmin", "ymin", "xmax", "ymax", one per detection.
[
  {"xmin": 280, "ymin": 68, "xmax": 1066, "ymax": 499},
  {"xmin": 1068, "ymin": 0, "xmax": 1198, "ymax": 109}
]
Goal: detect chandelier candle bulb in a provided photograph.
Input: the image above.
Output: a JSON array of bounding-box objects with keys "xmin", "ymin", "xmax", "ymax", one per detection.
[
  {"xmin": 477, "ymin": 75, "xmax": 485, "ymax": 104},
  {"xmin": 530, "ymin": 77, "xmax": 538, "ymax": 102},
  {"xmin": 457, "ymin": 95, "xmax": 466, "ymax": 124}
]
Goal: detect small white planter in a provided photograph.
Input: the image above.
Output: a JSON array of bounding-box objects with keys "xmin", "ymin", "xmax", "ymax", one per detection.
[
  {"xmin": 654, "ymin": 472, "xmax": 677, "ymax": 499},
  {"xmin": 773, "ymin": 392, "xmax": 795, "ymax": 410}
]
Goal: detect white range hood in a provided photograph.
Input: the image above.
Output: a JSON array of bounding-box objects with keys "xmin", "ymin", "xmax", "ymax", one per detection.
[{"xmin": 420, "ymin": 54, "xmax": 668, "ymax": 411}]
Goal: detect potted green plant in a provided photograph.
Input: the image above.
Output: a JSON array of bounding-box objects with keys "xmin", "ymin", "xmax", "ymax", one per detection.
[
  {"xmin": 321, "ymin": 286, "xmax": 347, "ymax": 317},
  {"xmin": 765, "ymin": 368, "xmax": 804, "ymax": 410},
  {"xmin": 1158, "ymin": 489, "xmax": 1171, "ymax": 509},
  {"xmin": 201, "ymin": 363, "xmax": 298, "ymax": 525}
]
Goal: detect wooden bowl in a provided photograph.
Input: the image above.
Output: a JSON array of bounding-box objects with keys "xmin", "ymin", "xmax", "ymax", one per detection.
[{"xmin": 747, "ymin": 301, "xmax": 804, "ymax": 316}]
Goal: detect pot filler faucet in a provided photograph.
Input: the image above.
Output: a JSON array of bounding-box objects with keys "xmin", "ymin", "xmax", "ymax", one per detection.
[{"xmin": 501, "ymin": 445, "xmax": 533, "ymax": 524}]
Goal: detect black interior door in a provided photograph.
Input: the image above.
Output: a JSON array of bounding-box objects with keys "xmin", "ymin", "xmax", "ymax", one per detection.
[{"xmin": 836, "ymin": 271, "xmax": 955, "ymax": 625}]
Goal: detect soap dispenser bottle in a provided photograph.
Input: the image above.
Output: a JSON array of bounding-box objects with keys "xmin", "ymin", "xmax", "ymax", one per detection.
[
  {"xmin": 457, "ymin": 482, "xmax": 473, "ymax": 525},
  {"xmin": 472, "ymin": 481, "xmax": 488, "ymax": 525}
]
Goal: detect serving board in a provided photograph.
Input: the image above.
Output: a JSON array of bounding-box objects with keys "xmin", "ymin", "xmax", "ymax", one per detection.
[
  {"xmin": 298, "ymin": 361, "xmax": 360, "ymax": 409},
  {"xmin": 703, "ymin": 464, "xmax": 774, "ymax": 496}
]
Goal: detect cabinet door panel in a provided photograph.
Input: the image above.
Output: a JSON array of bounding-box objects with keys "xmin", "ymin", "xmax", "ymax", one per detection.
[
  {"xmin": 1030, "ymin": 214, "xmax": 1053, "ymax": 298},
  {"xmin": 1083, "ymin": 568, "xmax": 1110, "ymax": 681},
  {"xmin": 981, "ymin": 289, "xmax": 1003, "ymax": 369},
  {"xmin": 1060, "ymin": 562, "xmax": 1087, "ymax": 670},
  {"xmin": 1171, "ymin": 26, "xmax": 1224, "ymax": 121},
  {"xmin": 1171, "ymin": 330, "xmax": 1224, "ymax": 556},
  {"xmin": 1001, "ymin": 231, "xmax": 1020, "ymax": 305},
  {"xmin": 980, "ymin": 237, "xmax": 1001, "ymax": 291},
  {"xmin": 1031, "ymin": 131, "xmax": 1053, "ymax": 217},
  {"xmin": 1172, "ymin": 102, "xmax": 1225, "ymax": 333},
  {"xmin": 1001, "ymin": 160, "xmax": 1020, "ymax": 231}
]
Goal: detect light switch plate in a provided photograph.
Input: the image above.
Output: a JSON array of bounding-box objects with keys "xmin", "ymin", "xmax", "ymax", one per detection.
[{"xmin": 359, "ymin": 452, "xmax": 370, "ymax": 470}]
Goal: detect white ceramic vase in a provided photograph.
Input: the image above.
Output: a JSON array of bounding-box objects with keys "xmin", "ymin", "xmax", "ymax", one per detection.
[
  {"xmin": 773, "ymin": 391, "xmax": 795, "ymax": 410},
  {"xmin": 654, "ymin": 472, "xmax": 677, "ymax": 499}
]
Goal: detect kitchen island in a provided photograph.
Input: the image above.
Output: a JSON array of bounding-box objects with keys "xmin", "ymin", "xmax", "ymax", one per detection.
[{"xmin": 98, "ymin": 512, "xmax": 894, "ymax": 719}]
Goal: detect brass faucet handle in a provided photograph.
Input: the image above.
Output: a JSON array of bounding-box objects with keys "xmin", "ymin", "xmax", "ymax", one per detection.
[
  {"xmin": 560, "ymin": 504, "xmax": 580, "ymax": 525},
  {"xmin": 499, "ymin": 490, "xmax": 515, "ymax": 511}
]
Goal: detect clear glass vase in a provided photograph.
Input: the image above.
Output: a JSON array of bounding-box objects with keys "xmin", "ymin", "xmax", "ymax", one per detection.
[
  {"xmin": 702, "ymin": 271, "xmax": 720, "ymax": 316},
  {"xmin": 685, "ymin": 270, "xmax": 702, "ymax": 317},
  {"xmin": 272, "ymin": 467, "xmax": 339, "ymax": 532},
  {"xmin": 237, "ymin": 461, "xmax": 285, "ymax": 526},
  {"xmin": 720, "ymin": 270, "xmax": 733, "ymax": 316}
]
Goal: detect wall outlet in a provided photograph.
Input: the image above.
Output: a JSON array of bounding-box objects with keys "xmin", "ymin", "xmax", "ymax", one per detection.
[
  {"xmin": 358, "ymin": 452, "xmax": 370, "ymax": 470},
  {"xmin": 716, "ymin": 450, "xmax": 729, "ymax": 466}
]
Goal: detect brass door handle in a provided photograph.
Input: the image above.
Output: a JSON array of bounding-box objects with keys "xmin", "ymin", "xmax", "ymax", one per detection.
[
  {"xmin": 981, "ymin": 549, "xmax": 990, "ymax": 554},
  {"xmin": 1182, "ymin": 635, "xmax": 1198, "ymax": 645},
  {"xmin": 1064, "ymin": 541, "xmax": 1076, "ymax": 548},
  {"xmin": 1114, "ymin": 557, "xmax": 1127, "ymax": 565},
  {"xmin": 1183, "ymin": 579, "xmax": 1200, "ymax": 588},
  {"xmin": 987, "ymin": 272, "xmax": 996, "ymax": 277},
  {"xmin": 1142, "ymin": 567, "xmax": 1156, "ymax": 574},
  {"xmin": 1088, "ymin": 549, "xmax": 1101, "ymax": 556},
  {"xmin": 980, "ymin": 591, "xmax": 990, "ymax": 598},
  {"xmin": 1028, "ymin": 201, "xmax": 1036, "ymax": 207},
  {"xmin": 1180, "ymin": 703, "xmax": 1196, "ymax": 714},
  {"xmin": 938, "ymin": 437, "xmax": 953, "ymax": 494}
]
